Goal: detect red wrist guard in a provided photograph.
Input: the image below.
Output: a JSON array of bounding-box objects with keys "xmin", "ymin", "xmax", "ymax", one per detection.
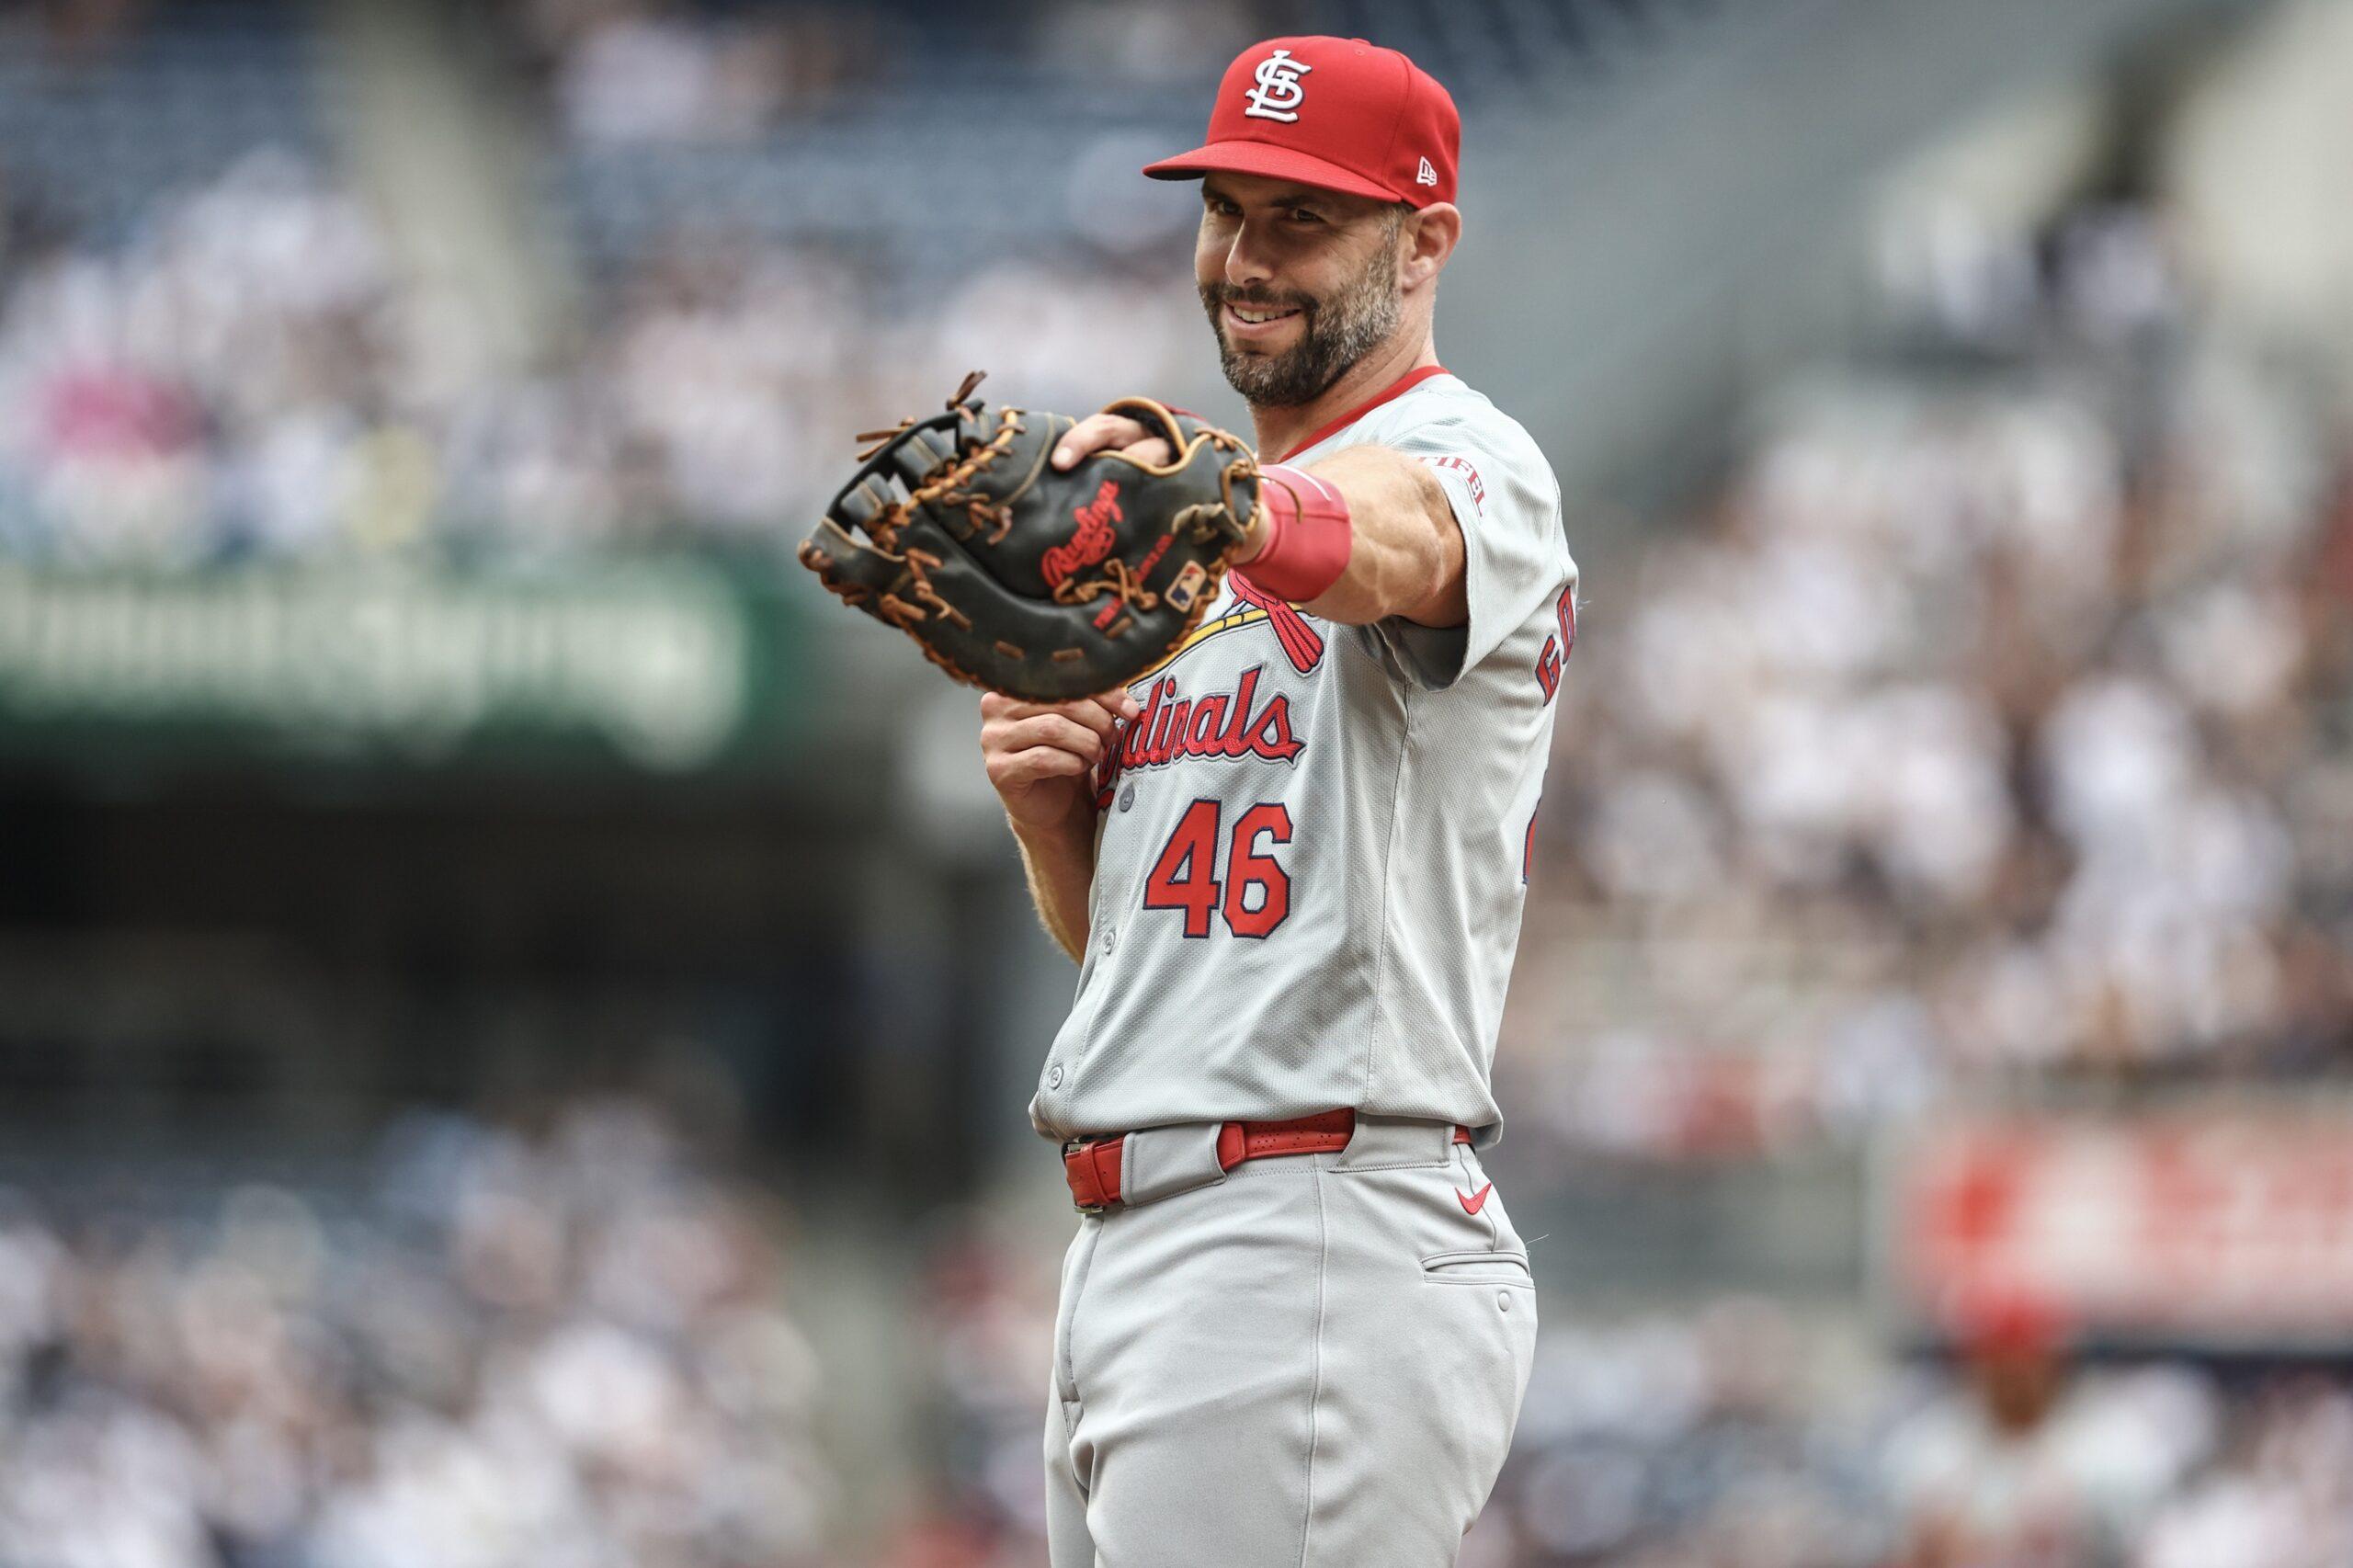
[{"xmin": 1244, "ymin": 463, "xmax": 1351, "ymax": 602}]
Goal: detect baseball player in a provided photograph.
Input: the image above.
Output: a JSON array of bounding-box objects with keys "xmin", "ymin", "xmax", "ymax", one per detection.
[{"xmin": 976, "ymin": 36, "xmax": 1577, "ymax": 1567}]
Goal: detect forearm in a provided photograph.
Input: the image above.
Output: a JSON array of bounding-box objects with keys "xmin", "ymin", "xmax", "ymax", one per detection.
[
  {"xmin": 1012, "ymin": 812, "xmax": 1097, "ymax": 963},
  {"xmin": 1245, "ymin": 445, "xmax": 1466, "ymax": 627},
  {"xmin": 978, "ymin": 691, "xmax": 1131, "ymax": 963}
]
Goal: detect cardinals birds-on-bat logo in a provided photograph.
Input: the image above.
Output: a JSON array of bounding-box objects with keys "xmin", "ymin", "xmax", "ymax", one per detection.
[{"xmin": 1225, "ymin": 570, "xmax": 1324, "ymax": 674}]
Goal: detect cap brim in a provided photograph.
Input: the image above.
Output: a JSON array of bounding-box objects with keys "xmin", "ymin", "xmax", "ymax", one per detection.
[{"xmin": 1142, "ymin": 139, "xmax": 1402, "ymax": 203}]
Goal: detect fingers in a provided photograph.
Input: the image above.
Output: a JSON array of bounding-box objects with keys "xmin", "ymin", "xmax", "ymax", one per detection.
[
  {"xmin": 985, "ymin": 745, "xmax": 1095, "ymax": 790},
  {"xmin": 988, "ymin": 712, "xmax": 1109, "ymax": 764},
  {"xmin": 1051, "ymin": 414, "xmax": 1171, "ymax": 472},
  {"xmin": 979, "ymin": 689, "xmax": 1142, "ymax": 775},
  {"xmin": 1051, "ymin": 415, "xmax": 1143, "ymax": 470},
  {"xmin": 978, "ymin": 688, "xmax": 1145, "ymax": 812},
  {"xmin": 980, "ymin": 689, "xmax": 1142, "ymax": 728},
  {"xmin": 1074, "ymin": 689, "xmax": 1142, "ymax": 730}
]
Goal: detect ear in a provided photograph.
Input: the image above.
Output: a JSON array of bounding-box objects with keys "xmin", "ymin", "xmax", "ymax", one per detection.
[{"xmin": 1401, "ymin": 203, "xmax": 1460, "ymax": 291}]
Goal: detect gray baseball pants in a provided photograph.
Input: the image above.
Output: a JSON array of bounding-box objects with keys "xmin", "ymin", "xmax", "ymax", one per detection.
[{"xmin": 1043, "ymin": 1115, "xmax": 1537, "ymax": 1567}]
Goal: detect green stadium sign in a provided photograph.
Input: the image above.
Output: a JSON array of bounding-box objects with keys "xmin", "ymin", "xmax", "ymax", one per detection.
[{"xmin": 0, "ymin": 561, "xmax": 804, "ymax": 771}]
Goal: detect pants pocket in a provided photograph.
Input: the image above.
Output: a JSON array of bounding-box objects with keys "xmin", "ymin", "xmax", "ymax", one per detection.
[{"xmin": 1420, "ymin": 1249, "xmax": 1535, "ymax": 1288}]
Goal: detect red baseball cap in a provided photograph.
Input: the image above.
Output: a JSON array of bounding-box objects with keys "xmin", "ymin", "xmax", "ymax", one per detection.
[
  {"xmin": 1949, "ymin": 1280, "xmax": 2069, "ymax": 1361},
  {"xmin": 1143, "ymin": 36, "xmax": 1460, "ymax": 209}
]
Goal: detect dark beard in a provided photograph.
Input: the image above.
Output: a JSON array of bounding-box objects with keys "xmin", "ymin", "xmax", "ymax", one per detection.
[{"xmin": 1200, "ymin": 242, "xmax": 1403, "ymax": 409}]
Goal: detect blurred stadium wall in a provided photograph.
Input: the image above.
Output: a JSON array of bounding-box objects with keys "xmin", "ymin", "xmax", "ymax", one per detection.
[{"xmin": 0, "ymin": 1, "xmax": 2348, "ymax": 1564}]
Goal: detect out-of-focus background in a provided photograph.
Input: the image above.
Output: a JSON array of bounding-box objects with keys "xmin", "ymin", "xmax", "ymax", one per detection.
[{"xmin": 0, "ymin": 0, "xmax": 2347, "ymax": 1563}]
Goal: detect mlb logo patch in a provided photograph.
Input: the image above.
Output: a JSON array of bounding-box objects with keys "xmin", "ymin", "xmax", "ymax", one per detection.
[{"xmin": 1166, "ymin": 561, "xmax": 1210, "ymax": 613}]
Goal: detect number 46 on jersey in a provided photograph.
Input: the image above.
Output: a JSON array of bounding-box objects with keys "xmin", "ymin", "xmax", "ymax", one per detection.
[{"xmin": 1143, "ymin": 801, "xmax": 1292, "ymax": 939}]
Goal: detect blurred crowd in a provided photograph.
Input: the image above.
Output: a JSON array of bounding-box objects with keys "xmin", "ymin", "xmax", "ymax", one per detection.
[
  {"xmin": 0, "ymin": 1100, "xmax": 832, "ymax": 1568},
  {"xmin": 1478, "ymin": 1299, "xmax": 2353, "ymax": 1568},
  {"xmin": 512, "ymin": 0, "xmax": 1266, "ymax": 139},
  {"xmin": 1506, "ymin": 203, "xmax": 2353, "ymax": 1162},
  {"xmin": 520, "ymin": 0, "xmax": 874, "ymax": 142},
  {"xmin": 0, "ymin": 144, "xmax": 1204, "ymax": 566},
  {"xmin": 900, "ymin": 1246, "xmax": 2353, "ymax": 1568},
  {"xmin": 0, "ymin": 0, "xmax": 1221, "ymax": 568}
]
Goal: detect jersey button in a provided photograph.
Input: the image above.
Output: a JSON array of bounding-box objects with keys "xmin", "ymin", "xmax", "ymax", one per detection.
[
  {"xmin": 1119, "ymin": 783, "xmax": 1135, "ymax": 812},
  {"xmin": 1047, "ymin": 1064, "xmax": 1064, "ymax": 1089},
  {"xmin": 1098, "ymin": 924, "xmax": 1117, "ymax": 955}
]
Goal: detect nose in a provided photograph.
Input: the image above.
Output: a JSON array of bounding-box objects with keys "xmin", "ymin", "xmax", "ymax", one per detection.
[{"xmin": 1222, "ymin": 217, "xmax": 1277, "ymax": 293}]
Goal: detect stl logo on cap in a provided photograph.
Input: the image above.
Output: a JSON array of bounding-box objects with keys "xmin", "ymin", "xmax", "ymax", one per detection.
[
  {"xmin": 1142, "ymin": 37, "xmax": 1461, "ymax": 209},
  {"xmin": 1244, "ymin": 47, "xmax": 1313, "ymax": 122}
]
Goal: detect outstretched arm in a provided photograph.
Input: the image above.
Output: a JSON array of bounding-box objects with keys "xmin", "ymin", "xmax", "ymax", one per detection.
[
  {"xmin": 1246, "ymin": 443, "xmax": 1465, "ymax": 628},
  {"xmin": 1051, "ymin": 415, "xmax": 1465, "ymax": 629}
]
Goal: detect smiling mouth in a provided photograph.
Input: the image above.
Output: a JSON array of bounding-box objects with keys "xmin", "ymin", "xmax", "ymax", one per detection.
[{"xmin": 1225, "ymin": 302, "xmax": 1302, "ymax": 326}]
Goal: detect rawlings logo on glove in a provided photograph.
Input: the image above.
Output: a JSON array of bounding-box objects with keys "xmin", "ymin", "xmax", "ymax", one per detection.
[
  {"xmin": 798, "ymin": 373, "xmax": 1260, "ymax": 701},
  {"xmin": 1042, "ymin": 481, "xmax": 1124, "ymax": 590}
]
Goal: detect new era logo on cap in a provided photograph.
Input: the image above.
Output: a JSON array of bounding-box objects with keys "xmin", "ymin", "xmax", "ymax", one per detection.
[{"xmin": 1142, "ymin": 36, "xmax": 1461, "ymax": 209}]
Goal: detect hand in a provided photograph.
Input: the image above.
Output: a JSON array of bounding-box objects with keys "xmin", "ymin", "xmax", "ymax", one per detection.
[
  {"xmin": 1053, "ymin": 410, "xmax": 1270, "ymax": 558},
  {"xmin": 1051, "ymin": 412, "xmax": 1174, "ymax": 472},
  {"xmin": 980, "ymin": 688, "xmax": 1142, "ymax": 831}
]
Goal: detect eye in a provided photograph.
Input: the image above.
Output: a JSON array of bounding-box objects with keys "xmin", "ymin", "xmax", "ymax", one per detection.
[{"xmin": 1288, "ymin": 207, "xmax": 1324, "ymax": 224}]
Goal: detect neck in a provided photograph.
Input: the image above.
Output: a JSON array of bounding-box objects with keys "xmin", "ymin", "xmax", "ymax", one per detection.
[{"xmin": 1248, "ymin": 327, "xmax": 1440, "ymax": 460}]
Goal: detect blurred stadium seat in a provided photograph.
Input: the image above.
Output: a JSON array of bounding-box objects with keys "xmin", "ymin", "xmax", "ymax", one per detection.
[{"xmin": 0, "ymin": 1, "xmax": 325, "ymax": 244}]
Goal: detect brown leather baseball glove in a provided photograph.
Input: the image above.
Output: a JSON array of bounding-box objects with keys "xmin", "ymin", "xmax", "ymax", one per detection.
[{"xmin": 798, "ymin": 373, "xmax": 1257, "ymax": 700}]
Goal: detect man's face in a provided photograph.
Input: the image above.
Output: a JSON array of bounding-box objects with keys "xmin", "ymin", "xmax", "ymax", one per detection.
[
  {"xmin": 1196, "ymin": 174, "xmax": 1407, "ymax": 409},
  {"xmin": 1973, "ymin": 1343, "xmax": 2063, "ymax": 1434}
]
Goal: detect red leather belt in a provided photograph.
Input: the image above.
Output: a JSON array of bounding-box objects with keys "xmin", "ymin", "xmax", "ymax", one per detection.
[{"xmin": 1063, "ymin": 1108, "xmax": 1472, "ymax": 1212}]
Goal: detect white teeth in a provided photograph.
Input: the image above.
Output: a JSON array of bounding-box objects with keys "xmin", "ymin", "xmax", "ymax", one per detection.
[{"xmin": 1233, "ymin": 307, "xmax": 1294, "ymax": 324}]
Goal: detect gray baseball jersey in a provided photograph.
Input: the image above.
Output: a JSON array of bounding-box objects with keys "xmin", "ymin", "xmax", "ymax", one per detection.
[{"xmin": 1028, "ymin": 367, "xmax": 1577, "ymax": 1144}]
